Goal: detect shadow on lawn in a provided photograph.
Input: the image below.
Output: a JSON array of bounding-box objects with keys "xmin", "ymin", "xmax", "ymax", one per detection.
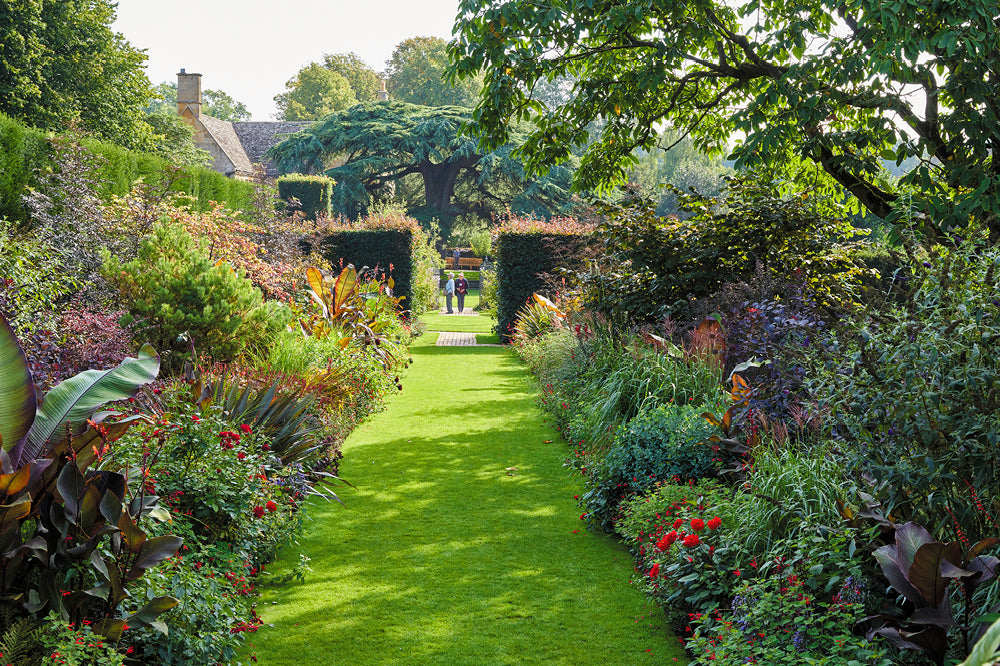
[{"xmin": 251, "ymin": 335, "xmax": 669, "ymax": 665}]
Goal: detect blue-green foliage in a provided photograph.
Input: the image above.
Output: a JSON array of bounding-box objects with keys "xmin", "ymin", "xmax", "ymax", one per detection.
[{"xmin": 584, "ymin": 403, "xmax": 722, "ymax": 531}]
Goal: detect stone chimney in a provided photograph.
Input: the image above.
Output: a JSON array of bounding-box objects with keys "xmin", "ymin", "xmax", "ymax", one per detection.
[
  {"xmin": 177, "ymin": 68, "xmax": 202, "ymax": 123},
  {"xmin": 377, "ymin": 78, "xmax": 389, "ymax": 101}
]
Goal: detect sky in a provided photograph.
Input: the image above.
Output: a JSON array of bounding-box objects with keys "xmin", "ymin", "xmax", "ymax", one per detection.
[{"xmin": 112, "ymin": 0, "xmax": 464, "ymax": 120}]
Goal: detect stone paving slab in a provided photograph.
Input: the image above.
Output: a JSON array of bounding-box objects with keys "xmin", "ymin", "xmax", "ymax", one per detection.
[
  {"xmin": 437, "ymin": 308, "xmax": 479, "ymax": 316},
  {"xmin": 436, "ymin": 332, "xmax": 479, "ymax": 346}
]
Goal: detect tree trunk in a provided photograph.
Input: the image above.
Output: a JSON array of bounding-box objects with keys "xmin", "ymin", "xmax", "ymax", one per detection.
[{"xmin": 420, "ymin": 157, "xmax": 478, "ymax": 216}]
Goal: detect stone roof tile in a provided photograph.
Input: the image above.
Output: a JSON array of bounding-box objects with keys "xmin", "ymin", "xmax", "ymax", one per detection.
[{"xmin": 233, "ymin": 121, "xmax": 314, "ymax": 177}]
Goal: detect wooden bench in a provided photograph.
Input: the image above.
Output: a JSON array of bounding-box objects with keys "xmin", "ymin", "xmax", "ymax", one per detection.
[{"xmin": 445, "ymin": 257, "xmax": 483, "ymax": 270}]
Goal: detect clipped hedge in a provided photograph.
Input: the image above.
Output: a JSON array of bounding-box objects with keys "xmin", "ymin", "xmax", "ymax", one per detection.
[
  {"xmin": 493, "ymin": 216, "xmax": 595, "ymax": 343},
  {"xmin": 0, "ymin": 111, "xmax": 254, "ymax": 224},
  {"xmin": 278, "ymin": 174, "xmax": 335, "ymax": 220},
  {"xmin": 312, "ymin": 212, "xmax": 421, "ymax": 313}
]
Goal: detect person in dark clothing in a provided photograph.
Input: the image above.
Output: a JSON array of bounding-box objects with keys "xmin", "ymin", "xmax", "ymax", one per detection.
[{"xmin": 455, "ymin": 274, "xmax": 469, "ymax": 312}]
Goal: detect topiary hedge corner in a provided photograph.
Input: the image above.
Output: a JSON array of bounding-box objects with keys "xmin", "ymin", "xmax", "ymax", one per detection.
[
  {"xmin": 278, "ymin": 174, "xmax": 336, "ymax": 220},
  {"xmin": 493, "ymin": 216, "xmax": 595, "ymax": 343}
]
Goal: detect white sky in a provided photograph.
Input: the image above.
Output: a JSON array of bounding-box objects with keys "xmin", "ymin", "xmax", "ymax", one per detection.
[{"xmin": 112, "ymin": 0, "xmax": 463, "ymax": 120}]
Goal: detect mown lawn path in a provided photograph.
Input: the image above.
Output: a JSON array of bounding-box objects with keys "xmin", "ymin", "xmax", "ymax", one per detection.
[{"xmin": 247, "ymin": 319, "xmax": 684, "ymax": 665}]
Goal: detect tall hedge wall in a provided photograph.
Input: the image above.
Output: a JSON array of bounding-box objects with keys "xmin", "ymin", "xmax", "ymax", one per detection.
[
  {"xmin": 312, "ymin": 213, "xmax": 421, "ymax": 313},
  {"xmin": 0, "ymin": 112, "xmax": 254, "ymax": 224},
  {"xmin": 278, "ymin": 175, "xmax": 335, "ymax": 220},
  {"xmin": 493, "ymin": 216, "xmax": 596, "ymax": 343}
]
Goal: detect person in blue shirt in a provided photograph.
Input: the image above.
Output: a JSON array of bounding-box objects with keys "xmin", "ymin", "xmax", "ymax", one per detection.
[{"xmin": 445, "ymin": 272, "xmax": 455, "ymax": 314}]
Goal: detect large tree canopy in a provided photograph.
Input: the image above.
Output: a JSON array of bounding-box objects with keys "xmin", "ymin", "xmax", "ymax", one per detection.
[
  {"xmin": 0, "ymin": 0, "xmax": 155, "ymax": 149},
  {"xmin": 268, "ymin": 101, "xmax": 572, "ymax": 220},
  {"xmin": 323, "ymin": 52, "xmax": 381, "ymax": 103},
  {"xmin": 448, "ymin": 0, "xmax": 1000, "ymax": 240},
  {"xmin": 274, "ymin": 63, "xmax": 358, "ymax": 121},
  {"xmin": 385, "ymin": 37, "xmax": 483, "ymax": 107}
]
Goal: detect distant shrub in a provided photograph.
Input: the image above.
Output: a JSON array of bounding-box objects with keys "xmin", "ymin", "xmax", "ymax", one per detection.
[
  {"xmin": 0, "ymin": 111, "xmax": 255, "ymax": 225},
  {"xmin": 578, "ymin": 176, "xmax": 869, "ymax": 323},
  {"xmin": 279, "ymin": 174, "xmax": 335, "ymax": 220},
  {"xmin": 492, "ymin": 215, "xmax": 596, "ymax": 342},
  {"xmin": 309, "ymin": 212, "xmax": 424, "ymax": 314}
]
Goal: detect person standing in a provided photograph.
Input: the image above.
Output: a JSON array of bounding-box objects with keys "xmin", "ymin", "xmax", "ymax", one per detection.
[
  {"xmin": 445, "ymin": 272, "xmax": 455, "ymax": 314},
  {"xmin": 452, "ymin": 247, "xmax": 461, "ymax": 270},
  {"xmin": 455, "ymin": 273, "xmax": 469, "ymax": 313}
]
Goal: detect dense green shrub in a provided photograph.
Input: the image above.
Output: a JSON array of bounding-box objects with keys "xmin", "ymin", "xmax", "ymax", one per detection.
[
  {"xmin": 493, "ymin": 215, "xmax": 596, "ymax": 342},
  {"xmin": 278, "ymin": 174, "xmax": 335, "ymax": 220},
  {"xmin": 0, "ymin": 111, "xmax": 255, "ymax": 225},
  {"xmin": 101, "ymin": 223, "xmax": 286, "ymax": 371},
  {"xmin": 0, "ymin": 112, "xmax": 52, "ymax": 225},
  {"xmin": 582, "ymin": 403, "xmax": 724, "ymax": 531},
  {"xmin": 813, "ymin": 233, "xmax": 1000, "ymax": 538},
  {"xmin": 578, "ymin": 176, "xmax": 870, "ymax": 323}
]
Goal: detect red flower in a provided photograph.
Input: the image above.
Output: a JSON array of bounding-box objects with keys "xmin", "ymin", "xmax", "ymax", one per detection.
[
  {"xmin": 261, "ymin": 443, "xmax": 270, "ymax": 452},
  {"xmin": 649, "ymin": 562, "xmax": 660, "ymax": 578},
  {"xmin": 657, "ymin": 531, "xmax": 679, "ymax": 551},
  {"xmin": 672, "ymin": 518, "xmax": 684, "ymax": 529},
  {"xmin": 690, "ymin": 518, "xmax": 705, "ymax": 532},
  {"xmin": 237, "ymin": 452, "xmax": 246, "ymax": 460},
  {"xmin": 682, "ymin": 534, "xmax": 700, "ymax": 548},
  {"xmin": 266, "ymin": 500, "xmax": 278, "ymax": 513},
  {"xmin": 253, "ymin": 506, "xmax": 265, "ymax": 519},
  {"xmin": 240, "ymin": 424, "xmax": 252, "ymax": 434},
  {"xmin": 707, "ymin": 516, "xmax": 722, "ymax": 531}
]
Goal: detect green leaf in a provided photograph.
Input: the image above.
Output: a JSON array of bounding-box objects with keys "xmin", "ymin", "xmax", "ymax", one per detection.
[
  {"xmin": 128, "ymin": 595, "xmax": 179, "ymax": 632},
  {"xmin": 22, "ymin": 344, "xmax": 159, "ymax": 465},
  {"xmin": 960, "ymin": 616, "xmax": 1000, "ymax": 666}
]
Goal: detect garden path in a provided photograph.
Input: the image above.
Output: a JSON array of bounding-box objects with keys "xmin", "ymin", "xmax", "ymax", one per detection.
[{"xmin": 245, "ymin": 317, "xmax": 684, "ymax": 665}]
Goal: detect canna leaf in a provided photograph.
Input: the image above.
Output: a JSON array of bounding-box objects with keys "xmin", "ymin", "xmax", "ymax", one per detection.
[
  {"xmin": 332, "ymin": 265, "xmax": 358, "ymax": 315},
  {"xmin": 21, "ymin": 345, "xmax": 159, "ymax": 466},
  {"xmin": 0, "ymin": 313, "xmax": 36, "ymax": 459},
  {"xmin": 128, "ymin": 535, "xmax": 183, "ymax": 580}
]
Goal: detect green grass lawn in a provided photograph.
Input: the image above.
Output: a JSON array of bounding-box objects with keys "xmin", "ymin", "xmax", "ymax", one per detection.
[{"xmin": 244, "ymin": 335, "xmax": 684, "ymax": 665}]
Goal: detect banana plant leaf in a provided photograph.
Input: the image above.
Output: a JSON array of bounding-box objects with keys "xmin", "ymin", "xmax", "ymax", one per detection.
[
  {"xmin": 15, "ymin": 344, "xmax": 160, "ymax": 467},
  {"xmin": 0, "ymin": 313, "xmax": 36, "ymax": 457}
]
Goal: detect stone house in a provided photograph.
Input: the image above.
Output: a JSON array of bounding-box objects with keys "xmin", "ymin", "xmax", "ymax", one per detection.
[{"xmin": 176, "ymin": 69, "xmax": 310, "ymax": 179}]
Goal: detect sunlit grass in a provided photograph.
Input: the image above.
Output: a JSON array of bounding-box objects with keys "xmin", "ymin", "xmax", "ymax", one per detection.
[{"xmin": 244, "ymin": 335, "xmax": 685, "ymax": 665}]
